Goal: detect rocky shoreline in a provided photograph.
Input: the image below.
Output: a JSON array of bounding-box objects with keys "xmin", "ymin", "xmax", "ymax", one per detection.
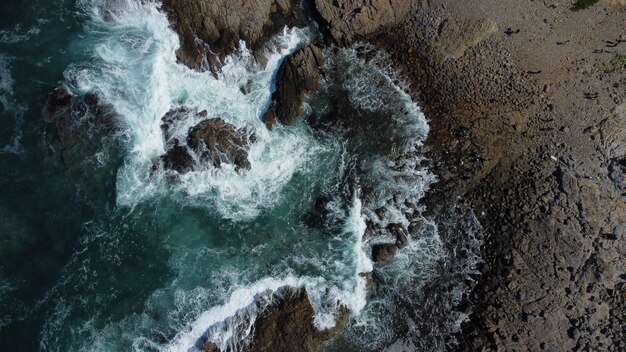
[
  {"xmin": 42, "ymin": 0, "xmax": 625, "ymax": 350},
  {"xmin": 379, "ymin": 1, "xmax": 626, "ymax": 350}
]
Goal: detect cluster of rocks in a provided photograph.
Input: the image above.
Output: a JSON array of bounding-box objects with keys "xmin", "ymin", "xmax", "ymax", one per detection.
[
  {"xmin": 160, "ymin": 0, "xmax": 307, "ymax": 70},
  {"xmin": 156, "ymin": 107, "xmax": 256, "ymax": 174}
]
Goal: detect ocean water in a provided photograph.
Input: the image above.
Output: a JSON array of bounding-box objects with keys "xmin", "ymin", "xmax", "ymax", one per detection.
[{"xmin": 0, "ymin": 1, "xmax": 482, "ymax": 351}]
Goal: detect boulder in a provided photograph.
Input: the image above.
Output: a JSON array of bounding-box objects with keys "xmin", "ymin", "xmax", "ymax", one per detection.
[
  {"xmin": 243, "ymin": 288, "xmax": 348, "ymax": 352},
  {"xmin": 156, "ymin": 108, "xmax": 255, "ymax": 173},
  {"xmin": 187, "ymin": 117, "xmax": 256, "ymax": 171},
  {"xmin": 161, "ymin": 0, "xmax": 305, "ymax": 70},
  {"xmin": 312, "ymin": 0, "xmax": 415, "ymax": 45},
  {"xmin": 388, "ymin": 223, "xmax": 409, "ymax": 249},
  {"xmin": 159, "ymin": 139, "xmax": 194, "ymax": 174},
  {"xmin": 372, "ymin": 243, "xmax": 398, "ymax": 263},
  {"xmin": 262, "ymin": 44, "xmax": 324, "ymax": 128}
]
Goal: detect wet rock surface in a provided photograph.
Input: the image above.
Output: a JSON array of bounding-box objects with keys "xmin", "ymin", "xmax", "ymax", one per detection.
[
  {"xmin": 262, "ymin": 44, "xmax": 324, "ymax": 128},
  {"xmin": 157, "ymin": 107, "xmax": 256, "ymax": 173},
  {"xmin": 161, "ymin": 0, "xmax": 305, "ymax": 70},
  {"xmin": 187, "ymin": 117, "xmax": 256, "ymax": 171},
  {"xmin": 241, "ymin": 289, "xmax": 347, "ymax": 352}
]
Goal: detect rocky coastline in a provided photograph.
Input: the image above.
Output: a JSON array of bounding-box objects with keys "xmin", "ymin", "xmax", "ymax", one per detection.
[{"xmin": 42, "ymin": 0, "xmax": 626, "ymax": 350}]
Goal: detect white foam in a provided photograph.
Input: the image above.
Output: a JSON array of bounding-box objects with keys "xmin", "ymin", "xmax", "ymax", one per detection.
[{"xmin": 69, "ymin": 0, "xmax": 320, "ymax": 220}]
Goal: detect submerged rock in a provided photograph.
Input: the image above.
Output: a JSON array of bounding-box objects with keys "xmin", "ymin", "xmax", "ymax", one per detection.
[
  {"xmin": 262, "ymin": 44, "xmax": 325, "ymax": 129},
  {"xmin": 371, "ymin": 243, "xmax": 398, "ymax": 263},
  {"xmin": 161, "ymin": 0, "xmax": 305, "ymax": 70},
  {"xmin": 43, "ymin": 87, "xmax": 117, "ymax": 166}
]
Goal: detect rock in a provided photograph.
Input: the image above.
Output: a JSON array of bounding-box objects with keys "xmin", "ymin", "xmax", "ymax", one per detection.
[
  {"xmin": 43, "ymin": 86, "xmax": 72, "ymax": 119},
  {"xmin": 262, "ymin": 44, "xmax": 324, "ymax": 128},
  {"xmin": 159, "ymin": 139, "xmax": 194, "ymax": 174},
  {"xmin": 244, "ymin": 288, "xmax": 348, "ymax": 352},
  {"xmin": 42, "ymin": 87, "xmax": 117, "ymax": 166},
  {"xmin": 312, "ymin": 0, "xmax": 415, "ymax": 45},
  {"xmin": 201, "ymin": 339, "xmax": 219, "ymax": 352},
  {"xmin": 372, "ymin": 243, "xmax": 398, "ymax": 263},
  {"xmin": 161, "ymin": 0, "xmax": 305, "ymax": 70},
  {"xmin": 434, "ymin": 18, "xmax": 497, "ymax": 60},
  {"xmin": 187, "ymin": 117, "xmax": 256, "ymax": 171},
  {"xmin": 156, "ymin": 108, "xmax": 255, "ymax": 173}
]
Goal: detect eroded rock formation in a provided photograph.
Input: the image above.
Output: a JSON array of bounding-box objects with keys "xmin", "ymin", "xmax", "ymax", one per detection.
[
  {"xmin": 161, "ymin": 0, "xmax": 305, "ymax": 70},
  {"xmin": 262, "ymin": 44, "xmax": 324, "ymax": 128}
]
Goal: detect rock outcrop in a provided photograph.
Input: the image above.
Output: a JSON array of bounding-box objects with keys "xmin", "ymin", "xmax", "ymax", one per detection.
[
  {"xmin": 187, "ymin": 117, "xmax": 256, "ymax": 171},
  {"xmin": 156, "ymin": 107, "xmax": 256, "ymax": 173},
  {"xmin": 161, "ymin": 0, "xmax": 304, "ymax": 70},
  {"xmin": 262, "ymin": 44, "xmax": 324, "ymax": 128},
  {"xmin": 312, "ymin": 0, "xmax": 415, "ymax": 45},
  {"xmin": 43, "ymin": 87, "xmax": 117, "ymax": 166},
  {"xmin": 241, "ymin": 289, "xmax": 347, "ymax": 352}
]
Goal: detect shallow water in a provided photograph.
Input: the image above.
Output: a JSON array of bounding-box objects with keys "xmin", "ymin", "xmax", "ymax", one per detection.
[{"xmin": 0, "ymin": 1, "xmax": 481, "ymax": 351}]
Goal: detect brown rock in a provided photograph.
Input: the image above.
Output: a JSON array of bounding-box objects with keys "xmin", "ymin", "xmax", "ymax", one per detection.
[
  {"xmin": 244, "ymin": 288, "xmax": 348, "ymax": 352},
  {"xmin": 262, "ymin": 44, "xmax": 324, "ymax": 128},
  {"xmin": 161, "ymin": 0, "xmax": 305, "ymax": 70},
  {"xmin": 160, "ymin": 139, "xmax": 194, "ymax": 174},
  {"xmin": 187, "ymin": 118, "xmax": 255, "ymax": 171},
  {"xmin": 312, "ymin": 0, "xmax": 415, "ymax": 45}
]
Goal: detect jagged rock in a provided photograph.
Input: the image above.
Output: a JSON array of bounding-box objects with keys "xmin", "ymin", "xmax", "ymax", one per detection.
[
  {"xmin": 161, "ymin": 0, "xmax": 305, "ymax": 70},
  {"xmin": 160, "ymin": 139, "xmax": 194, "ymax": 174},
  {"xmin": 43, "ymin": 87, "xmax": 117, "ymax": 166},
  {"xmin": 372, "ymin": 243, "xmax": 398, "ymax": 263},
  {"xmin": 312, "ymin": 0, "xmax": 415, "ymax": 45},
  {"xmin": 156, "ymin": 108, "xmax": 255, "ymax": 173},
  {"xmin": 201, "ymin": 340, "xmax": 219, "ymax": 352},
  {"xmin": 262, "ymin": 44, "xmax": 324, "ymax": 128},
  {"xmin": 388, "ymin": 223, "xmax": 409, "ymax": 249},
  {"xmin": 244, "ymin": 288, "xmax": 348, "ymax": 352},
  {"xmin": 187, "ymin": 117, "xmax": 256, "ymax": 171}
]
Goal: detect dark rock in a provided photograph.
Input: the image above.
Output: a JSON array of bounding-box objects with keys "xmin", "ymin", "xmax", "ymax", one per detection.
[
  {"xmin": 201, "ymin": 339, "xmax": 219, "ymax": 352},
  {"xmin": 161, "ymin": 0, "xmax": 305, "ymax": 70},
  {"xmin": 156, "ymin": 108, "xmax": 255, "ymax": 173},
  {"xmin": 244, "ymin": 288, "xmax": 348, "ymax": 352},
  {"xmin": 312, "ymin": 0, "xmax": 415, "ymax": 45},
  {"xmin": 160, "ymin": 139, "xmax": 194, "ymax": 174},
  {"xmin": 44, "ymin": 87, "xmax": 72, "ymax": 118},
  {"xmin": 262, "ymin": 44, "xmax": 324, "ymax": 128},
  {"xmin": 372, "ymin": 243, "xmax": 398, "ymax": 263},
  {"xmin": 187, "ymin": 117, "xmax": 255, "ymax": 171}
]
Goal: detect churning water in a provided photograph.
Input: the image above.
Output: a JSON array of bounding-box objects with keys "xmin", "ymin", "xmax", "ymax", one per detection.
[{"xmin": 0, "ymin": 1, "xmax": 482, "ymax": 351}]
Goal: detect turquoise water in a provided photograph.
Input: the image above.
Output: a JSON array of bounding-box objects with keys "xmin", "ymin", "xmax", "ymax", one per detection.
[{"xmin": 0, "ymin": 1, "xmax": 481, "ymax": 351}]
